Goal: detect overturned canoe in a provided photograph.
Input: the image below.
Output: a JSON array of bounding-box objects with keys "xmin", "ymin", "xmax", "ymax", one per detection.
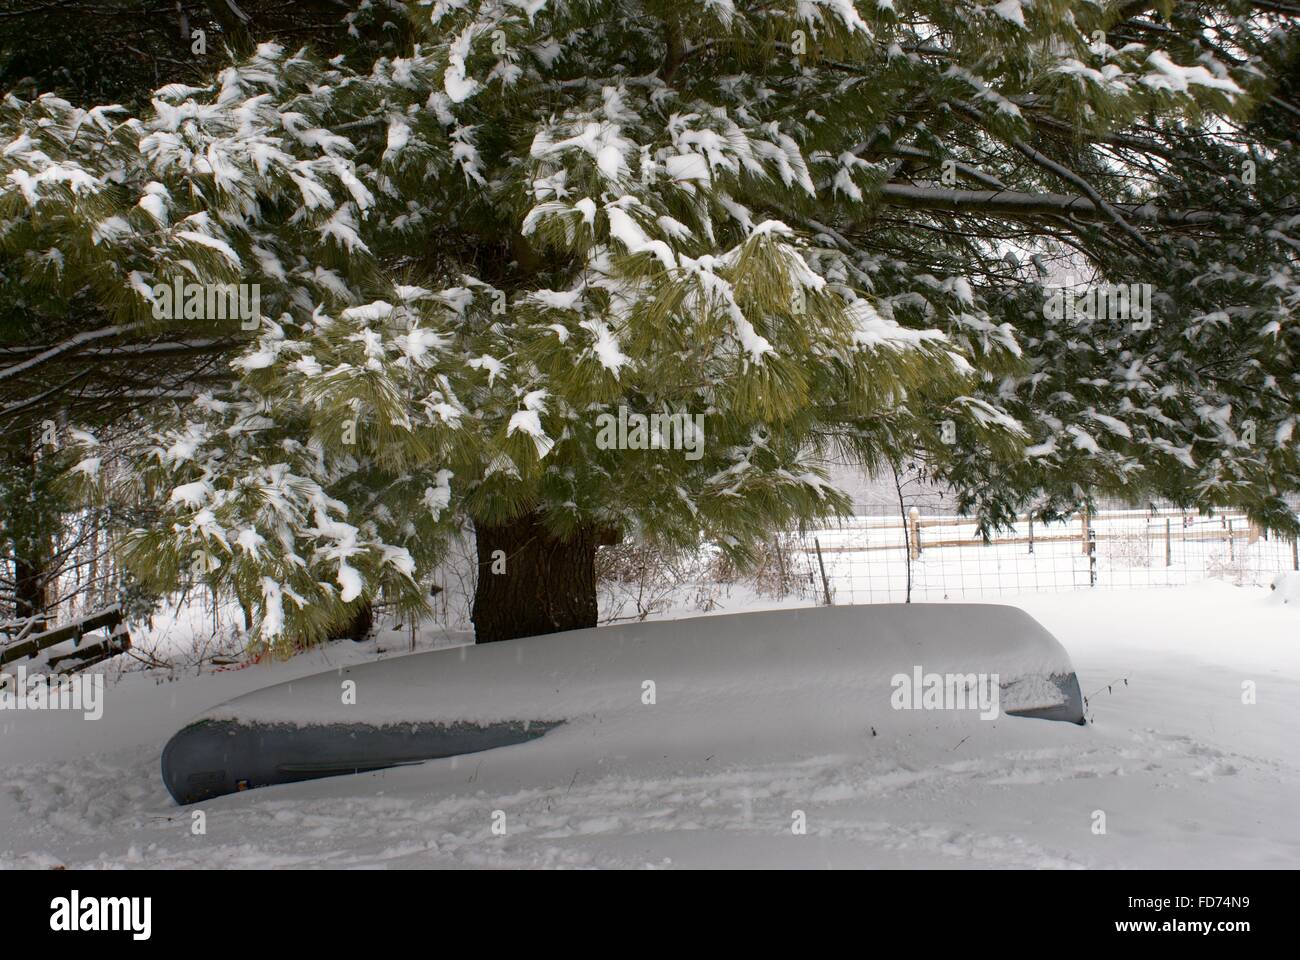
[
  {"xmin": 161, "ymin": 603, "xmax": 1085, "ymax": 805},
  {"xmin": 161, "ymin": 717, "xmax": 560, "ymax": 804}
]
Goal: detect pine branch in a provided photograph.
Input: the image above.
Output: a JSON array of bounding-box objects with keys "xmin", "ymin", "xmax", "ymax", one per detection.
[
  {"xmin": 0, "ymin": 325, "xmax": 137, "ymax": 385},
  {"xmin": 945, "ymin": 99, "xmax": 1159, "ymax": 255},
  {"xmin": 873, "ymin": 183, "xmax": 1223, "ymax": 227}
]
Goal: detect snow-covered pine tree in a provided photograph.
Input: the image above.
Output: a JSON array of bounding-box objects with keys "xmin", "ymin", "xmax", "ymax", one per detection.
[
  {"xmin": 0, "ymin": 1, "xmax": 413, "ymax": 628},
  {"xmin": 1, "ymin": 1, "xmax": 1296, "ymax": 647}
]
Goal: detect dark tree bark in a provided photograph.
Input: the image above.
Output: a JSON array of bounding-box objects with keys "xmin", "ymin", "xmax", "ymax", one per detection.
[
  {"xmin": 471, "ymin": 512, "xmax": 618, "ymax": 644},
  {"xmin": 328, "ymin": 601, "xmax": 373, "ymax": 642},
  {"xmin": 13, "ymin": 554, "xmax": 48, "ymax": 626},
  {"xmin": 3, "ymin": 430, "xmax": 52, "ymax": 629}
]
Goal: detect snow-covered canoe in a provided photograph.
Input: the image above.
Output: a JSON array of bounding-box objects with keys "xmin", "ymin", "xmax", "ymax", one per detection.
[{"xmin": 161, "ymin": 603, "xmax": 1085, "ymax": 805}]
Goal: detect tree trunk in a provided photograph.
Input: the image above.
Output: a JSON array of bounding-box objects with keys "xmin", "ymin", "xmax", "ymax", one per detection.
[
  {"xmin": 471, "ymin": 512, "xmax": 616, "ymax": 644},
  {"xmin": 327, "ymin": 601, "xmax": 373, "ymax": 642},
  {"xmin": 13, "ymin": 554, "xmax": 48, "ymax": 627},
  {"xmin": 4, "ymin": 430, "xmax": 51, "ymax": 629}
]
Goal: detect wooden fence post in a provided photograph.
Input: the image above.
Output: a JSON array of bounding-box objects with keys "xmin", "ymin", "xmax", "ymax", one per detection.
[{"xmin": 814, "ymin": 537, "xmax": 833, "ymax": 606}]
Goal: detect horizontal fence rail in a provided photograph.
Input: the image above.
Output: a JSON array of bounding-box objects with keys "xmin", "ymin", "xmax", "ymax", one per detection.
[{"xmin": 0, "ymin": 605, "xmax": 131, "ymax": 672}]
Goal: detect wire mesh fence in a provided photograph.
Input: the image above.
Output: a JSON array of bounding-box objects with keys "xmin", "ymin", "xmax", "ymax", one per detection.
[
  {"xmin": 789, "ymin": 508, "xmax": 1300, "ymax": 605},
  {"xmin": 10, "ymin": 499, "xmax": 1300, "ymax": 648}
]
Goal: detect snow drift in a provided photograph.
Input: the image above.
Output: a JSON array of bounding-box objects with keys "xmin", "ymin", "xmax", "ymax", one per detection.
[
  {"xmin": 1268, "ymin": 571, "xmax": 1300, "ymax": 608},
  {"xmin": 161, "ymin": 604, "xmax": 1084, "ymax": 804}
]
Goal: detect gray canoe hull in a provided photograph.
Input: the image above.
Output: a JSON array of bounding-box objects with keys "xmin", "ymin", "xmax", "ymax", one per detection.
[{"xmin": 161, "ymin": 718, "xmax": 561, "ymax": 805}]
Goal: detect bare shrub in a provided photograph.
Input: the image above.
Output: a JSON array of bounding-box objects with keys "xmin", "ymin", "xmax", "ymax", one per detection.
[
  {"xmin": 596, "ymin": 538, "xmax": 699, "ymax": 622},
  {"xmin": 1205, "ymin": 548, "xmax": 1252, "ymax": 586},
  {"xmin": 702, "ymin": 533, "xmax": 822, "ymax": 602},
  {"xmin": 1105, "ymin": 530, "xmax": 1153, "ymax": 568}
]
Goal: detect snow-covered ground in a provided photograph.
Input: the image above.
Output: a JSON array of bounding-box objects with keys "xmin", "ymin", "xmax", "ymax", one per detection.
[{"xmin": 1, "ymin": 580, "xmax": 1297, "ymax": 869}]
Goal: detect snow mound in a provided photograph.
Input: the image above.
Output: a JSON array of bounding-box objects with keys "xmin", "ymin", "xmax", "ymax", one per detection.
[
  {"xmin": 1268, "ymin": 572, "xmax": 1300, "ymax": 610},
  {"xmin": 200, "ymin": 604, "xmax": 1078, "ymax": 727},
  {"xmin": 162, "ymin": 605, "xmax": 1083, "ymax": 803}
]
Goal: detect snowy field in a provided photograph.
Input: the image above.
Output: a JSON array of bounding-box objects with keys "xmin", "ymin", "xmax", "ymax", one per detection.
[{"xmin": 2, "ymin": 578, "xmax": 1298, "ymax": 870}]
